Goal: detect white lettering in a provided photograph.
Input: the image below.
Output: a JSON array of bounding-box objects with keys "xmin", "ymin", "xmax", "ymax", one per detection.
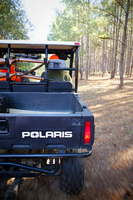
[
  {"xmin": 22, "ymin": 131, "xmax": 73, "ymax": 138},
  {"xmin": 22, "ymin": 132, "xmax": 30, "ymax": 138},
  {"xmin": 65, "ymin": 131, "xmax": 73, "ymax": 138},
  {"xmin": 31, "ymin": 131, "xmax": 39, "ymax": 138},
  {"xmin": 46, "ymin": 131, "xmax": 54, "ymax": 138},
  {"xmin": 39, "ymin": 131, "xmax": 46, "ymax": 138},
  {"xmin": 54, "ymin": 131, "xmax": 62, "ymax": 138},
  {"xmin": 62, "ymin": 131, "xmax": 65, "ymax": 138}
]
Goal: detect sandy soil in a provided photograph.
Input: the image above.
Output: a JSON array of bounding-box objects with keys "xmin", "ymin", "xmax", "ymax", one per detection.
[{"xmin": 0, "ymin": 74, "xmax": 133, "ymax": 200}]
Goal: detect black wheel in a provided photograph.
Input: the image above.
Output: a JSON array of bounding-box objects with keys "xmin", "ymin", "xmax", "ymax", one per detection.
[{"xmin": 60, "ymin": 150, "xmax": 84, "ymax": 194}]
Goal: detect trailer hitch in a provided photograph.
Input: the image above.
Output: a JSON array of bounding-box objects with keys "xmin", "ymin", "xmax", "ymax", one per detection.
[{"xmin": 4, "ymin": 177, "xmax": 23, "ymax": 200}]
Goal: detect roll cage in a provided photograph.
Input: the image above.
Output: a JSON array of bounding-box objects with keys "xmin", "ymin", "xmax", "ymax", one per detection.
[{"xmin": 0, "ymin": 41, "xmax": 80, "ymax": 92}]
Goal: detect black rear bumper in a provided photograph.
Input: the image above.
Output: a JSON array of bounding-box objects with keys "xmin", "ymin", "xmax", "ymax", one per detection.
[
  {"xmin": 0, "ymin": 149, "xmax": 92, "ymax": 159},
  {"xmin": 0, "ymin": 150, "xmax": 92, "ymax": 178}
]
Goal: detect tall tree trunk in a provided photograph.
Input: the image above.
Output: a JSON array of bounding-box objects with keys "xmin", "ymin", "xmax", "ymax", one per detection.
[
  {"xmin": 114, "ymin": 6, "xmax": 122, "ymax": 77},
  {"xmin": 86, "ymin": 34, "xmax": 89, "ymax": 80},
  {"xmin": 105, "ymin": 27, "xmax": 107, "ymax": 73},
  {"xmin": 101, "ymin": 40, "xmax": 105, "ymax": 77},
  {"xmin": 88, "ymin": 39, "xmax": 91, "ymax": 75},
  {"xmin": 95, "ymin": 49, "xmax": 97, "ymax": 73},
  {"xmin": 126, "ymin": 36, "xmax": 131, "ymax": 75},
  {"xmin": 130, "ymin": 59, "xmax": 133, "ymax": 77},
  {"xmin": 123, "ymin": 45, "xmax": 127, "ymax": 73},
  {"xmin": 80, "ymin": 36, "xmax": 84, "ymax": 80},
  {"xmin": 126, "ymin": 12, "xmax": 132, "ymax": 76},
  {"xmin": 89, "ymin": 55, "xmax": 91, "ymax": 75},
  {"xmin": 85, "ymin": 1, "xmax": 90, "ymax": 80},
  {"xmin": 93, "ymin": 47, "xmax": 96, "ymax": 73},
  {"xmin": 119, "ymin": 0, "xmax": 130, "ymax": 89},
  {"xmin": 109, "ymin": 40, "xmax": 112, "ymax": 73},
  {"xmin": 111, "ymin": 3, "xmax": 116, "ymax": 79}
]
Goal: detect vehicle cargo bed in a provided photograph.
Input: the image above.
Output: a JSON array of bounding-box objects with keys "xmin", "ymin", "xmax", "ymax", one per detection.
[
  {"xmin": 1, "ymin": 92, "xmax": 82, "ymax": 114},
  {"xmin": 0, "ymin": 92, "xmax": 94, "ymax": 151}
]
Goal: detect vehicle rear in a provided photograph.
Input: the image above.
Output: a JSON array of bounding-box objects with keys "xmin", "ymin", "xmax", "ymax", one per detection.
[{"xmin": 0, "ymin": 40, "xmax": 95, "ymax": 196}]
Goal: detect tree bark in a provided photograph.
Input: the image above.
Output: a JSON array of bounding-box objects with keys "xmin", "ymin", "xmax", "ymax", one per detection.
[
  {"xmin": 80, "ymin": 36, "xmax": 84, "ymax": 80},
  {"xmin": 119, "ymin": 0, "xmax": 130, "ymax": 89},
  {"xmin": 114, "ymin": 6, "xmax": 122, "ymax": 77},
  {"xmin": 105, "ymin": 28, "xmax": 107, "ymax": 73},
  {"xmin": 86, "ymin": 34, "xmax": 89, "ymax": 80},
  {"xmin": 130, "ymin": 59, "xmax": 133, "ymax": 77},
  {"xmin": 101, "ymin": 40, "xmax": 105, "ymax": 77},
  {"xmin": 111, "ymin": 3, "xmax": 116, "ymax": 79},
  {"xmin": 93, "ymin": 47, "xmax": 96, "ymax": 74},
  {"xmin": 126, "ymin": 12, "xmax": 132, "ymax": 76}
]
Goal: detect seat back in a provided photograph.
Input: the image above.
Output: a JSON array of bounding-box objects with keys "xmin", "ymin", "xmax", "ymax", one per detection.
[
  {"xmin": 48, "ymin": 81, "xmax": 72, "ymax": 92},
  {"xmin": 48, "ymin": 59, "xmax": 66, "ymax": 69},
  {"xmin": 11, "ymin": 82, "xmax": 46, "ymax": 92}
]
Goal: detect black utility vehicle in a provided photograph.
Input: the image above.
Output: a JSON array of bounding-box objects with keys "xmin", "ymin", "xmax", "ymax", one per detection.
[{"xmin": 0, "ymin": 41, "xmax": 94, "ymax": 197}]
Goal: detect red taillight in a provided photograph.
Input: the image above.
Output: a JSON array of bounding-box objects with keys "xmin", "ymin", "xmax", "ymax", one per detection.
[
  {"xmin": 84, "ymin": 121, "xmax": 91, "ymax": 144},
  {"xmin": 74, "ymin": 42, "xmax": 80, "ymax": 46}
]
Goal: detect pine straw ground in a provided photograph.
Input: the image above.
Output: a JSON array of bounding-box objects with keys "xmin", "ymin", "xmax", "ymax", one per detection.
[{"xmin": 0, "ymin": 74, "xmax": 133, "ymax": 200}]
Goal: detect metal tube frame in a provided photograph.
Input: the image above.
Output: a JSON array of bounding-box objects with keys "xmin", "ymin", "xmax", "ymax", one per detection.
[
  {"xmin": 44, "ymin": 45, "xmax": 48, "ymax": 80},
  {"xmin": 0, "ymin": 159, "xmax": 59, "ymax": 175},
  {"xmin": 7, "ymin": 44, "xmax": 10, "ymax": 59},
  {"xmin": 0, "ymin": 150, "xmax": 91, "ymax": 159},
  {"xmin": 75, "ymin": 47, "xmax": 78, "ymax": 92}
]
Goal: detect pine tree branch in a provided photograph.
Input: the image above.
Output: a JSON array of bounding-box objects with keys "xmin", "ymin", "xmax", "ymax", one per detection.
[
  {"xmin": 95, "ymin": 7, "xmax": 124, "ymax": 25},
  {"xmin": 115, "ymin": 0, "xmax": 126, "ymax": 12}
]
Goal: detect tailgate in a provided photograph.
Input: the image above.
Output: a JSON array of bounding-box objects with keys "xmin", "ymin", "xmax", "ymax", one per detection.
[{"xmin": 0, "ymin": 114, "xmax": 83, "ymax": 150}]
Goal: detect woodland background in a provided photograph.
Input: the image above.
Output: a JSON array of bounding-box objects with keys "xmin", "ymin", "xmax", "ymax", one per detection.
[
  {"xmin": 0, "ymin": 0, "xmax": 133, "ymax": 89},
  {"xmin": 47, "ymin": 0, "xmax": 133, "ymax": 89}
]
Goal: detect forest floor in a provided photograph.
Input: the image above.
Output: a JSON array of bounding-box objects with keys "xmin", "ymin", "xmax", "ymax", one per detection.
[{"xmin": 0, "ymin": 74, "xmax": 133, "ymax": 200}]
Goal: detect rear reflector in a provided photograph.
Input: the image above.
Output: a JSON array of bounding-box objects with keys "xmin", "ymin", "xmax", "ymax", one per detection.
[{"xmin": 84, "ymin": 121, "xmax": 91, "ymax": 144}]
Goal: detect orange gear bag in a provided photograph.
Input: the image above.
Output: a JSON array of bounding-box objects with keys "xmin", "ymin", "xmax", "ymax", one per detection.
[{"xmin": 0, "ymin": 65, "xmax": 21, "ymax": 82}]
